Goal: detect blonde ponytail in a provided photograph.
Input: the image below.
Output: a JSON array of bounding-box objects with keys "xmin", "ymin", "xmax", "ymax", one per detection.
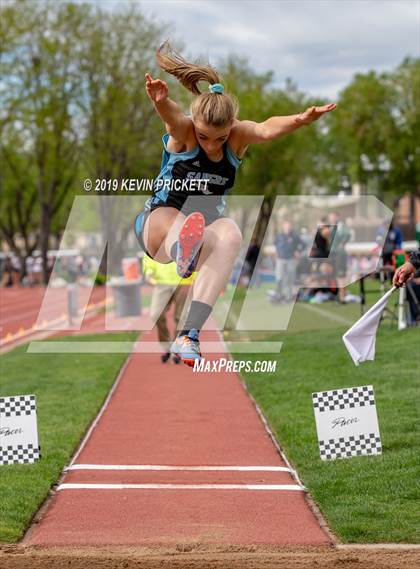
[
  {"xmin": 156, "ymin": 41, "xmax": 219, "ymax": 95},
  {"xmin": 156, "ymin": 41, "xmax": 239, "ymax": 128}
]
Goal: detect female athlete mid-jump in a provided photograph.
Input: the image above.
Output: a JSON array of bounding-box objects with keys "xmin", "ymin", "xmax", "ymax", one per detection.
[{"xmin": 134, "ymin": 42, "xmax": 336, "ymax": 367}]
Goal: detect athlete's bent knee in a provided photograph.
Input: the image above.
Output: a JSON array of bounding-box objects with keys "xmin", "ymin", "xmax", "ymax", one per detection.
[{"xmin": 221, "ymin": 226, "xmax": 242, "ymax": 253}]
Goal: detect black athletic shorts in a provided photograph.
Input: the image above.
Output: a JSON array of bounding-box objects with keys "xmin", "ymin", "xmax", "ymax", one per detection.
[{"xmin": 133, "ymin": 198, "xmax": 225, "ymax": 261}]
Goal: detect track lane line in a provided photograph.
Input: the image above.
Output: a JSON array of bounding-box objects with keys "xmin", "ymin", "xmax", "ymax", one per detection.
[
  {"xmin": 57, "ymin": 483, "xmax": 305, "ymax": 491},
  {"xmin": 66, "ymin": 464, "xmax": 294, "ymax": 472}
]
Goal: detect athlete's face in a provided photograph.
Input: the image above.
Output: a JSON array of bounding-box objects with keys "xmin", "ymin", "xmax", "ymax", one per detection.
[{"xmin": 193, "ymin": 120, "xmax": 232, "ymax": 157}]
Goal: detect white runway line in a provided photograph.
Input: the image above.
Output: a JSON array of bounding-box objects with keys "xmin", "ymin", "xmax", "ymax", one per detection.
[
  {"xmin": 68, "ymin": 353, "xmax": 134, "ymax": 467},
  {"xmin": 58, "ymin": 483, "xmax": 304, "ymax": 491},
  {"xmin": 66, "ymin": 464, "xmax": 293, "ymax": 472},
  {"xmin": 214, "ymin": 326, "xmax": 305, "ymax": 490}
]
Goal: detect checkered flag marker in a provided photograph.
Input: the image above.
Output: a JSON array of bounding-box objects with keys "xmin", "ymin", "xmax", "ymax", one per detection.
[
  {"xmin": 0, "ymin": 395, "xmax": 40, "ymax": 465},
  {"xmin": 312, "ymin": 385, "xmax": 381, "ymax": 461}
]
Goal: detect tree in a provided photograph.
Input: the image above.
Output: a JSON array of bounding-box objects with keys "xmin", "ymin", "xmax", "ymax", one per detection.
[
  {"xmin": 325, "ymin": 70, "xmax": 397, "ymax": 197},
  {"xmin": 220, "ymin": 57, "xmax": 331, "ymax": 241},
  {"xmin": 78, "ymin": 3, "xmax": 168, "ymax": 275},
  {"xmin": 0, "ymin": 137, "xmax": 39, "ymax": 279},
  {"xmin": 0, "ymin": 0, "xmax": 84, "ymax": 282}
]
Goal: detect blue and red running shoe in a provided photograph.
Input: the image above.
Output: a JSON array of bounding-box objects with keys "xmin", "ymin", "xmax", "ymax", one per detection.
[
  {"xmin": 170, "ymin": 329, "xmax": 201, "ymax": 367},
  {"xmin": 175, "ymin": 212, "xmax": 205, "ymax": 278}
]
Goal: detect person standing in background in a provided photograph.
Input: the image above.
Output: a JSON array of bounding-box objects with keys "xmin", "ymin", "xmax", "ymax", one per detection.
[
  {"xmin": 273, "ymin": 221, "xmax": 304, "ymax": 303},
  {"xmin": 143, "ymin": 256, "xmax": 196, "ymax": 363},
  {"xmin": 393, "ymin": 248, "xmax": 420, "ymax": 286},
  {"xmin": 241, "ymin": 237, "xmax": 261, "ymax": 287},
  {"xmin": 328, "ymin": 211, "xmax": 352, "ymax": 303},
  {"xmin": 10, "ymin": 254, "xmax": 21, "ymax": 286},
  {"xmin": 310, "ymin": 217, "xmax": 331, "ymax": 268},
  {"xmin": 32, "ymin": 254, "xmax": 43, "ymax": 285},
  {"xmin": 0, "ymin": 255, "xmax": 13, "ymax": 287},
  {"xmin": 376, "ymin": 220, "xmax": 403, "ymax": 266}
]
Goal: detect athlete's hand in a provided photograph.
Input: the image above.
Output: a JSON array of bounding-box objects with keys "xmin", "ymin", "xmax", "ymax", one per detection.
[
  {"xmin": 145, "ymin": 72, "xmax": 168, "ymax": 103},
  {"xmin": 392, "ymin": 261, "xmax": 416, "ymax": 287},
  {"xmin": 295, "ymin": 103, "xmax": 337, "ymax": 125}
]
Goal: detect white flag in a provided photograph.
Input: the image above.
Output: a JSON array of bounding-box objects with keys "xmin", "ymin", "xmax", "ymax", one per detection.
[{"xmin": 342, "ymin": 287, "xmax": 396, "ymax": 366}]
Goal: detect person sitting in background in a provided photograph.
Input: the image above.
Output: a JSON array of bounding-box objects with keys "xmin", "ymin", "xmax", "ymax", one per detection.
[{"xmin": 299, "ymin": 260, "xmax": 338, "ymax": 303}]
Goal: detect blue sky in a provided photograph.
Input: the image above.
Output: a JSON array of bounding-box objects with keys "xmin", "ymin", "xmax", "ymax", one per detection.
[{"xmin": 86, "ymin": 0, "xmax": 418, "ymax": 99}]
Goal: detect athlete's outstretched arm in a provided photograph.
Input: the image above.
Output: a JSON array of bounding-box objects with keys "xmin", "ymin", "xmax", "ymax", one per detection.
[
  {"xmin": 144, "ymin": 73, "xmax": 190, "ymax": 142},
  {"xmin": 236, "ymin": 103, "xmax": 337, "ymax": 144}
]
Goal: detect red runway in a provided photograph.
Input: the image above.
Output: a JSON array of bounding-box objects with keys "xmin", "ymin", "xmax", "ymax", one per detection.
[{"xmin": 24, "ymin": 326, "xmax": 331, "ymax": 547}]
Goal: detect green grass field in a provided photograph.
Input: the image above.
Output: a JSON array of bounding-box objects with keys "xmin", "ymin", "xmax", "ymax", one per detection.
[
  {"xmin": 238, "ymin": 324, "xmax": 419, "ymax": 543},
  {"xmin": 0, "ymin": 332, "xmax": 138, "ymax": 543},
  {"xmin": 215, "ymin": 276, "xmax": 388, "ymax": 333},
  {"xmin": 0, "ymin": 281, "xmax": 418, "ymax": 544}
]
